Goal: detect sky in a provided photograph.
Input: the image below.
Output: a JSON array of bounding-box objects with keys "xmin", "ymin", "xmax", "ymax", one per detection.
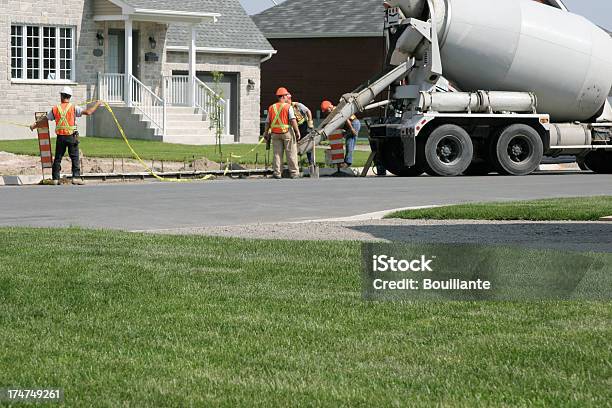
[{"xmin": 238, "ymin": 0, "xmax": 612, "ymax": 31}]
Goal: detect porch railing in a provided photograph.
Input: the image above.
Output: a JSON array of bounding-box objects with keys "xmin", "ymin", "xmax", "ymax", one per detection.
[
  {"xmin": 194, "ymin": 77, "xmax": 230, "ymax": 135},
  {"xmin": 97, "ymin": 73, "xmax": 231, "ymax": 138},
  {"xmin": 129, "ymin": 74, "xmax": 166, "ymax": 136},
  {"xmin": 163, "ymin": 75, "xmax": 190, "ymax": 106},
  {"xmin": 98, "ymin": 73, "xmax": 125, "ymax": 103}
]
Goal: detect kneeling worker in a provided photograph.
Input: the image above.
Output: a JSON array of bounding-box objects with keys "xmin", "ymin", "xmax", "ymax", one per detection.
[
  {"xmin": 264, "ymin": 87, "xmax": 302, "ymax": 179},
  {"xmin": 30, "ymin": 87, "xmax": 102, "ymax": 185}
]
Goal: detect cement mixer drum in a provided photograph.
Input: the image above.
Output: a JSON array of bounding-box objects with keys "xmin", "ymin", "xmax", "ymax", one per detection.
[{"xmin": 391, "ymin": 0, "xmax": 612, "ymax": 122}]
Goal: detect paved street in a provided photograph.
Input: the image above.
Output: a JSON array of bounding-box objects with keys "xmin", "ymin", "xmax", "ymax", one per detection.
[{"xmin": 0, "ymin": 173, "xmax": 611, "ymax": 231}]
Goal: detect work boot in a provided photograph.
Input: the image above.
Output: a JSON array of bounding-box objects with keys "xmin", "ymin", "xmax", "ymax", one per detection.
[
  {"xmin": 52, "ymin": 180, "xmax": 60, "ymax": 186},
  {"xmin": 72, "ymin": 178, "xmax": 85, "ymax": 186}
]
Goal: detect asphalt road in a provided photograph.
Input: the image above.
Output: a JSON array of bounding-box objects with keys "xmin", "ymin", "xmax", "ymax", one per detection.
[{"xmin": 1, "ymin": 173, "xmax": 611, "ymax": 231}]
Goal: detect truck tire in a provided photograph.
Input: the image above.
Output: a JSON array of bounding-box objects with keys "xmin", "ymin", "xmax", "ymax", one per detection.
[
  {"xmin": 492, "ymin": 124, "xmax": 543, "ymax": 176},
  {"xmin": 378, "ymin": 139, "xmax": 425, "ymax": 177},
  {"xmin": 584, "ymin": 151, "xmax": 612, "ymax": 174},
  {"xmin": 424, "ymin": 124, "xmax": 473, "ymax": 177}
]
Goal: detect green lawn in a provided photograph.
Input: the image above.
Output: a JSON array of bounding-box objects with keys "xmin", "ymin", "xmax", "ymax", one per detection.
[
  {"xmin": 1, "ymin": 228, "xmax": 610, "ymax": 407},
  {"xmin": 388, "ymin": 196, "xmax": 612, "ymax": 221},
  {"xmin": 0, "ymin": 137, "xmax": 370, "ymax": 167}
]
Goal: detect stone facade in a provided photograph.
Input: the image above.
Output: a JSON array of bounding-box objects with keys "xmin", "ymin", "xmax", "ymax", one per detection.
[{"xmin": 0, "ymin": 0, "xmax": 264, "ymax": 143}]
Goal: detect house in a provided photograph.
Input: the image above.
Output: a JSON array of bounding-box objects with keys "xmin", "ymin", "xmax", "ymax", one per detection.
[
  {"xmin": 252, "ymin": 0, "xmax": 385, "ymax": 117},
  {"xmin": 1, "ymin": 0, "xmax": 275, "ymax": 144}
]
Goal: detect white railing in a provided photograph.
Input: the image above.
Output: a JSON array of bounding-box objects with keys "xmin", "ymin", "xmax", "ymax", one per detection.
[
  {"xmin": 162, "ymin": 75, "xmax": 230, "ymax": 135},
  {"xmin": 129, "ymin": 74, "xmax": 166, "ymax": 136},
  {"xmin": 194, "ymin": 77, "xmax": 231, "ymax": 135},
  {"xmin": 98, "ymin": 73, "xmax": 125, "ymax": 103},
  {"xmin": 97, "ymin": 73, "xmax": 231, "ymax": 137},
  {"xmin": 163, "ymin": 75, "xmax": 190, "ymax": 106}
]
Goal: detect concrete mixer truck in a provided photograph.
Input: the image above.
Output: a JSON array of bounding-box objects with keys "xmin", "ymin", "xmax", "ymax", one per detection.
[{"xmin": 298, "ymin": 0, "xmax": 612, "ymax": 176}]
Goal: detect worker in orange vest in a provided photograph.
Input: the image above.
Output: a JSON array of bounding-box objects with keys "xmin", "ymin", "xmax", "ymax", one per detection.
[
  {"xmin": 30, "ymin": 87, "xmax": 102, "ymax": 185},
  {"xmin": 263, "ymin": 87, "xmax": 302, "ymax": 179}
]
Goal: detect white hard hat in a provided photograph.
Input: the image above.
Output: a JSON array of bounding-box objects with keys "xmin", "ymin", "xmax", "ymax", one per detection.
[{"xmin": 60, "ymin": 86, "xmax": 73, "ymax": 97}]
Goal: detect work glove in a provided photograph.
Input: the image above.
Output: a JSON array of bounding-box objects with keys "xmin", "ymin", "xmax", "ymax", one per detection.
[{"xmin": 307, "ymin": 120, "xmax": 314, "ymax": 129}]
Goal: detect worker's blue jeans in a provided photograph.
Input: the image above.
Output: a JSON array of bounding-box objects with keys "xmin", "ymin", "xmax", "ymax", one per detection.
[
  {"xmin": 52, "ymin": 134, "xmax": 80, "ymax": 180},
  {"xmin": 345, "ymin": 135, "xmax": 357, "ymax": 166},
  {"xmin": 298, "ymin": 122, "xmax": 315, "ymax": 164}
]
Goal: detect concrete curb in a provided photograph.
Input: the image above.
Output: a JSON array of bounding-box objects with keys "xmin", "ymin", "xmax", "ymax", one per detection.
[
  {"xmin": 1, "ymin": 175, "xmax": 43, "ymax": 186},
  {"xmin": 539, "ymin": 163, "xmax": 581, "ymax": 171},
  {"xmin": 600, "ymin": 216, "xmax": 612, "ymax": 222}
]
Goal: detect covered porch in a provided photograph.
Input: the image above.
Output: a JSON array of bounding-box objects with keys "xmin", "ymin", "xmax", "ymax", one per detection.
[{"xmin": 93, "ymin": 2, "xmax": 230, "ymax": 138}]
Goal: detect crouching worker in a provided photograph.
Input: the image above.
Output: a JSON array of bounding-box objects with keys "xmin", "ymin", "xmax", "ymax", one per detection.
[{"xmin": 30, "ymin": 87, "xmax": 102, "ymax": 185}]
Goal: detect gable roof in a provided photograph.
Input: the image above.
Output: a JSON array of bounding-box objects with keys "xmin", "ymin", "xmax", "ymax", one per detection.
[
  {"xmin": 119, "ymin": 0, "xmax": 274, "ymax": 52},
  {"xmin": 252, "ymin": 0, "xmax": 384, "ymax": 39}
]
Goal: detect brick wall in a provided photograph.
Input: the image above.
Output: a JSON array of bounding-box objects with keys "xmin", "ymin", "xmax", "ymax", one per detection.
[{"xmin": 261, "ymin": 37, "xmax": 386, "ymax": 117}]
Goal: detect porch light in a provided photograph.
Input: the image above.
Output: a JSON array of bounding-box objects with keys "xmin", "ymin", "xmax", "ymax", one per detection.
[
  {"xmin": 149, "ymin": 36, "xmax": 157, "ymax": 49},
  {"xmin": 96, "ymin": 32, "xmax": 104, "ymax": 47},
  {"xmin": 247, "ymin": 79, "xmax": 256, "ymax": 91}
]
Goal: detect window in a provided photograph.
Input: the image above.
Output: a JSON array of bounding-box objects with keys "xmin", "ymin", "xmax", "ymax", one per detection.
[
  {"xmin": 11, "ymin": 24, "xmax": 74, "ymax": 81},
  {"xmin": 11, "ymin": 26, "xmax": 22, "ymax": 79}
]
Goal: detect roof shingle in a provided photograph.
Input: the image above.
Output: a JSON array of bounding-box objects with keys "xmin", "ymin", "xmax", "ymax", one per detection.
[
  {"xmin": 252, "ymin": 0, "xmax": 384, "ymax": 38},
  {"xmin": 123, "ymin": 0, "xmax": 274, "ymax": 51}
]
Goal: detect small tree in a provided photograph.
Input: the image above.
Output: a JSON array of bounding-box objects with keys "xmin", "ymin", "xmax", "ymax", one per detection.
[{"xmin": 208, "ymin": 71, "xmax": 225, "ymax": 157}]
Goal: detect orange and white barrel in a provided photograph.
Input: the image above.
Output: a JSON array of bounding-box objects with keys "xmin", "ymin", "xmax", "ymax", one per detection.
[
  {"xmin": 35, "ymin": 112, "xmax": 53, "ymax": 169},
  {"xmin": 325, "ymin": 130, "xmax": 345, "ymax": 165}
]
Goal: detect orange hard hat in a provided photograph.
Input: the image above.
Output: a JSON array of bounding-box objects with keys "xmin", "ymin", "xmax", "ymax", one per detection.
[
  {"xmin": 321, "ymin": 100, "xmax": 334, "ymax": 112},
  {"xmin": 276, "ymin": 87, "xmax": 290, "ymax": 96}
]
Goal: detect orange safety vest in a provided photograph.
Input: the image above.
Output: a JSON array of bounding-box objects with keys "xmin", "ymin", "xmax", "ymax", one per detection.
[
  {"xmin": 52, "ymin": 103, "xmax": 77, "ymax": 136},
  {"xmin": 268, "ymin": 102, "xmax": 291, "ymax": 134}
]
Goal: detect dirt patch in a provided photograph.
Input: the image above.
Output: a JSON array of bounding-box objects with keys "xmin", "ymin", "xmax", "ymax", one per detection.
[{"xmin": 0, "ymin": 151, "xmax": 221, "ymax": 175}]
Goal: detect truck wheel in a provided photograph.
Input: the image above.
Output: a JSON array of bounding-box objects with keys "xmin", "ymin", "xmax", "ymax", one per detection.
[
  {"xmin": 492, "ymin": 124, "xmax": 543, "ymax": 176},
  {"xmin": 584, "ymin": 151, "xmax": 612, "ymax": 174},
  {"xmin": 424, "ymin": 124, "xmax": 473, "ymax": 177},
  {"xmin": 378, "ymin": 139, "xmax": 425, "ymax": 177}
]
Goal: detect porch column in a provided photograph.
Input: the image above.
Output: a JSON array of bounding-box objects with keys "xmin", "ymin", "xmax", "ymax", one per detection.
[
  {"xmin": 189, "ymin": 24, "xmax": 197, "ymax": 107},
  {"xmin": 125, "ymin": 18, "xmax": 133, "ymax": 107}
]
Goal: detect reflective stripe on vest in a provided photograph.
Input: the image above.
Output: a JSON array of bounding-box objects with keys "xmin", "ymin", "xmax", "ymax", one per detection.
[
  {"xmin": 53, "ymin": 103, "xmax": 77, "ymax": 136},
  {"xmin": 292, "ymin": 102, "xmax": 306, "ymax": 126},
  {"xmin": 269, "ymin": 103, "xmax": 290, "ymax": 133}
]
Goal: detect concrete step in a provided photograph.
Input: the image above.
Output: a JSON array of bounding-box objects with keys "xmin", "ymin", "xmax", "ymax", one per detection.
[
  {"xmin": 166, "ymin": 113, "xmax": 207, "ymax": 122},
  {"xmin": 165, "ymin": 120, "xmax": 211, "ymax": 128},
  {"xmin": 165, "ymin": 106, "xmax": 201, "ymax": 114}
]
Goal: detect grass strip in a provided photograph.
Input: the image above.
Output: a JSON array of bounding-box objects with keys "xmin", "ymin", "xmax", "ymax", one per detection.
[
  {"xmin": 0, "ymin": 137, "xmax": 370, "ymax": 167},
  {"xmin": 387, "ymin": 196, "xmax": 612, "ymax": 221}
]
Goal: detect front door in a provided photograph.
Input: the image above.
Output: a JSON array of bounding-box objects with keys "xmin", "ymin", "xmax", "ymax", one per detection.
[
  {"xmin": 197, "ymin": 72, "xmax": 239, "ymax": 139},
  {"xmin": 107, "ymin": 29, "xmax": 140, "ymax": 78}
]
